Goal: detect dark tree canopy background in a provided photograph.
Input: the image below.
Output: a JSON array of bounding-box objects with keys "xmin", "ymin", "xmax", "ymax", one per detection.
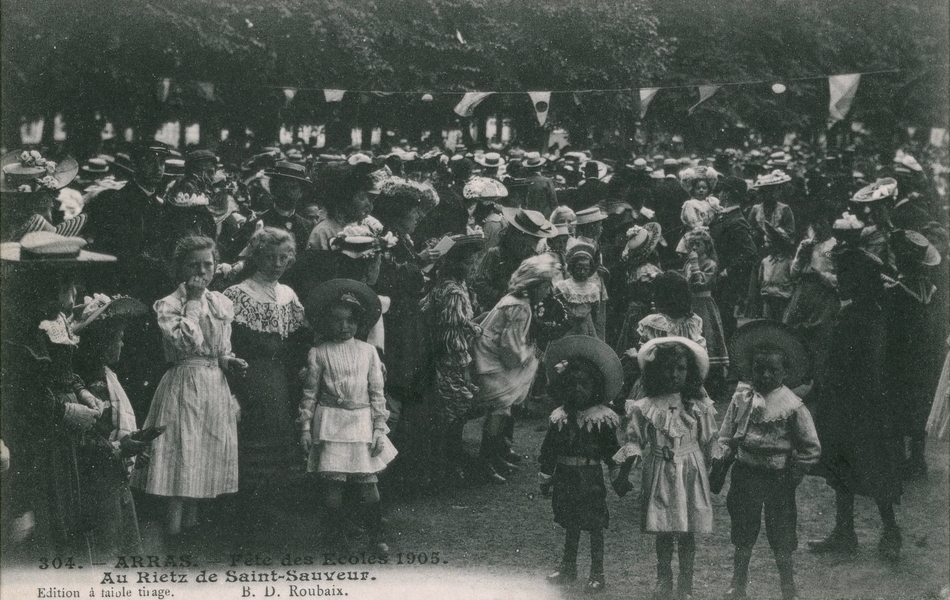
[{"xmin": 2, "ymin": 0, "xmax": 947, "ymax": 157}]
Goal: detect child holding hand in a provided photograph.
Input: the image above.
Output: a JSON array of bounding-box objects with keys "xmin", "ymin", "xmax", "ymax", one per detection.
[
  {"xmin": 538, "ymin": 335, "xmax": 624, "ymax": 592},
  {"xmin": 298, "ymin": 279, "xmax": 397, "ymax": 557},
  {"xmin": 718, "ymin": 322, "xmax": 821, "ymax": 600},
  {"xmin": 614, "ymin": 337, "xmax": 720, "ymax": 600}
]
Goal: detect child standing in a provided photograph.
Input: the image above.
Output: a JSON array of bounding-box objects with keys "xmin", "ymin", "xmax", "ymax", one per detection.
[
  {"xmin": 132, "ymin": 236, "xmax": 247, "ymax": 537},
  {"xmin": 682, "ymin": 227, "xmax": 729, "ymax": 371},
  {"xmin": 748, "ymin": 223, "xmax": 795, "ymax": 321},
  {"xmin": 554, "ymin": 239, "xmax": 608, "ymax": 340},
  {"xmin": 298, "ymin": 279, "xmax": 397, "ymax": 556},
  {"xmin": 614, "ymin": 337, "xmax": 720, "ymax": 600},
  {"xmin": 539, "ymin": 335, "xmax": 624, "ymax": 592},
  {"xmin": 718, "ymin": 322, "xmax": 821, "ymax": 600}
]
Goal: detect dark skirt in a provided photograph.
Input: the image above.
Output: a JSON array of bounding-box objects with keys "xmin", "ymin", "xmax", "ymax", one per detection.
[{"xmin": 551, "ymin": 464, "xmax": 609, "ymax": 531}]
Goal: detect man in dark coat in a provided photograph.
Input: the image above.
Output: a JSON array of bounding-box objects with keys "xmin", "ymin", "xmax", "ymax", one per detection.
[
  {"xmin": 709, "ymin": 176, "xmax": 759, "ymax": 339},
  {"xmin": 84, "ymin": 141, "xmax": 172, "ymax": 300},
  {"xmin": 522, "ymin": 152, "xmax": 558, "ymax": 217},
  {"xmin": 233, "ymin": 162, "xmax": 314, "ymax": 257}
]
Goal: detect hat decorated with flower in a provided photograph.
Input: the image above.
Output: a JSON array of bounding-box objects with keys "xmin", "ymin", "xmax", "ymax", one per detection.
[
  {"xmin": 638, "ymin": 336, "xmax": 709, "ymax": 380},
  {"xmin": 832, "ymin": 211, "xmax": 865, "ymax": 231},
  {"xmin": 375, "ymin": 176, "xmax": 440, "ymax": 213},
  {"xmin": 851, "ymin": 177, "xmax": 898, "ymax": 203},
  {"xmin": 622, "ymin": 222, "xmax": 663, "ymax": 263},
  {"xmin": 1, "ymin": 231, "xmax": 116, "ymax": 264},
  {"xmin": 463, "ymin": 176, "xmax": 508, "ymax": 200},
  {"xmin": 678, "ymin": 165, "xmax": 719, "ymax": 193},
  {"xmin": 329, "ymin": 224, "xmax": 382, "ymax": 259},
  {"xmin": 71, "ymin": 294, "xmax": 148, "ymax": 334},
  {"xmin": 752, "ymin": 169, "xmax": 792, "ymax": 188},
  {"xmin": 1, "ymin": 150, "xmax": 79, "ymax": 194}
]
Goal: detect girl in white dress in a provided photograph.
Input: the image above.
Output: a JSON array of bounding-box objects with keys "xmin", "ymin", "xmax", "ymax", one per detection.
[{"xmin": 132, "ymin": 236, "xmax": 247, "ymax": 537}]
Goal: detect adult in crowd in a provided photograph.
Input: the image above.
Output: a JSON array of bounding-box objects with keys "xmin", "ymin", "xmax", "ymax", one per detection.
[
  {"xmin": 810, "ymin": 247, "xmax": 903, "ymax": 561},
  {"xmin": 749, "ymin": 170, "xmax": 796, "ymax": 250},
  {"xmin": 522, "ymin": 152, "xmax": 558, "ymax": 217},
  {"xmin": 0, "ymin": 150, "xmax": 85, "ymax": 242},
  {"xmin": 473, "ymin": 207, "xmax": 556, "ymax": 311},
  {"xmin": 709, "ymin": 176, "xmax": 759, "ymax": 340},
  {"xmin": 223, "ymin": 228, "xmax": 310, "ymax": 533},
  {"xmin": 161, "ymin": 149, "xmax": 218, "ymax": 259},
  {"xmin": 474, "ymin": 254, "xmax": 560, "ymax": 483}
]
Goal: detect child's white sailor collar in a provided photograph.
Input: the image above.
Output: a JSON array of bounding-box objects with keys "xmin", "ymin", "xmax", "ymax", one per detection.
[
  {"xmin": 736, "ymin": 383, "xmax": 802, "ymax": 423},
  {"xmin": 549, "ymin": 404, "xmax": 619, "ymax": 431}
]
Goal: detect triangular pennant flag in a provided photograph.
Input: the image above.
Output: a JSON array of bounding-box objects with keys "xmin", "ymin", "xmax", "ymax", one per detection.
[
  {"xmin": 324, "ymin": 89, "xmax": 346, "ymax": 102},
  {"xmin": 528, "ymin": 91, "xmax": 551, "ymax": 126},
  {"xmin": 639, "ymin": 88, "xmax": 659, "ymax": 120},
  {"xmin": 283, "ymin": 88, "xmax": 297, "ymax": 106},
  {"xmin": 828, "ymin": 74, "xmax": 860, "ymax": 128},
  {"xmin": 454, "ymin": 92, "xmax": 493, "ymax": 117},
  {"xmin": 688, "ymin": 85, "xmax": 719, "ymax": 114},
  {"xmin": 573, "ymin": 92, "xmax": 583, "ymax": 106},
  {"xmin": 195, "ymin": 82, "xmax": 215, "ymax": 101},
  {"xmin": 456, "ymin": 29, "xmax": 466, "ymax": 44},
  {"xmin": 158, "ymin": 78, "xmax": 171, "ymax": 103}
]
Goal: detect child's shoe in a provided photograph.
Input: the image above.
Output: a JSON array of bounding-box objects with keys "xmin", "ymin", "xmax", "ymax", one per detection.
[
  {"xmin": 546, "ymin": 567, "xmax": 577, "ymax": 584},
  {"xmin": 586, "ymin": 573, "xmax": 605, "ymax": 593}
]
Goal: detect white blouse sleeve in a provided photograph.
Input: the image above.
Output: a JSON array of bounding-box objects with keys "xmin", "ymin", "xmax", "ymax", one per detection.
[{"xmin": 153, "ymin": 294, "xmax": 204, "ymax": 354}]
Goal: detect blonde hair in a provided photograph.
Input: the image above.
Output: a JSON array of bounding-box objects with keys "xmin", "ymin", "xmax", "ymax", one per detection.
[{"xmin": 507, "ymin": 254, "xmax": 561, "ymax": 295}]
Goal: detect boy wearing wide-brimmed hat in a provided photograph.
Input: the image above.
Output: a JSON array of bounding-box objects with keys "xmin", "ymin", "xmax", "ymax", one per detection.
[{"xmin": 719, "ymin": 320, "xmax": 821, "ymax": 600}]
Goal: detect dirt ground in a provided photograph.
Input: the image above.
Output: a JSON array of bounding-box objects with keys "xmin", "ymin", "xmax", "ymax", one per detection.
[{"xmin": 125, "ymin": 409, "xmax": 950, "ymax": 600}]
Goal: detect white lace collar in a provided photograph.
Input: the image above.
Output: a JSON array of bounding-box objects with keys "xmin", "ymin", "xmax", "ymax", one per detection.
[
  {"xmin": 549, "ymin": 404, "xmax": 619, "ymax": 431},
  {"xmin": 735, "ymin": 383, "xmax": 803, "ymax": 423},
  {"xmin": 236, "ymin": 277, "xmax": 297, "ymax": 306}
]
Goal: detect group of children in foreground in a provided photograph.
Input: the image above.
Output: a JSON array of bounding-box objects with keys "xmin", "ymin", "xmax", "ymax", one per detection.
[{"xmin": 539, "ymin": 329, "xmax": 820, "ymax": 600}]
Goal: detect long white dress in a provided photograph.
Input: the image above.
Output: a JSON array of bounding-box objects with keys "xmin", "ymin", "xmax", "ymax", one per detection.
[{"xmin": 131, "ymin": 285, "xmax": 239, "ymax": 498}]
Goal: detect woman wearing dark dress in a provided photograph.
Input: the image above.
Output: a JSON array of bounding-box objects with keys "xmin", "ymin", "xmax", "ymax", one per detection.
[
  {"xmin": 223, "ymin": 228, "xmax": 309, "ymax": 524},
  {"xmin": 809, "ymin": 247, "xmax": 904, "ymax": 560}
]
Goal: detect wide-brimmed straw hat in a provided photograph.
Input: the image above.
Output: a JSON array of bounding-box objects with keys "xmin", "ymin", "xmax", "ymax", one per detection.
[
  {"xmin": 575, "ymin": 206, "xmax": 608, "ymax": 225},
  {"xmin": 851, "ymin": 177, "xmax": 898, "ymax": 203},
  {"xmin": 1, "ymin": 151, "xmax": 79, "ymax": 193},
  {"xmin": 305, "ymin": 278, "xmax": 382, "ymax": 339},
  {"xmin": 501, "ymin": 207, "xmax": 557, "ymax": 238},
  {"xmin": 463, "ymin": 176, "xmax": 508, "ymax": 200},
  {"xmin": 264, "ymin": 161, "xmax": 313, "ymax": 185},
  {"xmin": 522, "ymin": 152, "xmax": 547, "ymax": 169},
  {"xmin": 752, "ymin": 169, "xmax": 792, "ymax": 188},
  {"xmin": 622, "ymin": 222, "xmax": 663, "ymax": 263},
  {"xmin": 0, "ymin": 231, "xmax": 116, "ymax": 264},
  {"xmin": 441, "ymin": 233, "xmax": 486, "ymax": 262},
  {"xmin": 71, "ymin": 294, "xmax": 147, "ymax": 334},
  {"xmin": 545, "ymin": 335, "xmax": 624, "ymax": 403},
  {"xmin": 729, "ymin": 319, "xmax": 811, "ymax": 389},
  {"xmin": 474, "ymin": 152, "xmax": 506, "ymax": 168},
  {"xmin": 638, "ymin": 336, "xmax": 710, "ymax": 380}
]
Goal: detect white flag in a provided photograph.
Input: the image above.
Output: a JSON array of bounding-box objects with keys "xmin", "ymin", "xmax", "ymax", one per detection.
[
  {"xmin": 454, "ymin": 92, "xmax": 493, "ymax": 117},
  {"xmin": 828, "ymin": 74, "xmax": 860, "ymax": 127},
  {"xmin": 158, "ymin": 78, "xmax": 171, "ymax": 103},
  {"xmin": 688, "ymin": 85, "xmax": 720, "ymax": 114},
  {"xmin": 324, "ymin": 89, "xmax": 346, "ymax": 102},
  {"xmin": 639, "ymin": 88, "xmax": 659, "ymax": 120},
  {"xmin": 456, "ymin": 29, "xmax": 466, "ymax": 44},
  {"xmin": 283, "ymin": 88, "xmax": 297, "ymax": 106},
  {"xmin": 528, "ymin": 91, "xmax": 552, "ymax": 126}
]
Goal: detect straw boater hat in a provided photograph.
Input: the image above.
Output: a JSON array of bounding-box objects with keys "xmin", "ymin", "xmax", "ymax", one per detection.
[
  {"xmin": 71, "ymin": 294, "xmax": 148, "ymax": 334},
  {"xmin": 545, "ymin": 335, "xmax": 624, "ymax": 403},
  {"xmin": 0, "ymin": 231, "xmax": 116, "ymax": 264},
  {"xmin": 851, "ymin": 177, "xmax": 898, "ymax": 203},
  {"xmin": 474, "ymin": 152, "xmax": 506, "ymax": 169},
  {"xmin": 622, "ymin": 222, "xmax": 663, "ymax": 263},
  {"xmin": 575, "ymin": 206, "xmax": 608, "ymax": 225},
  {"xmin": 264, "ymin": 161, "xmax": 313, "ymax": 185},
  {"xmin": 500, "ymin": 207, "xmax": 557, "ymax": 238},
  {"xmin": 80, "ymin": 157, "xmax": 110, "ymax": 177},
  {"xmin": 729, "ymin": 320, "xmax": 811, "ymax": 389},
  {"xmin": 463, "ymin": 176, "xmax": 508, "ymax": 200},
  {"xmin": 752, "ymin": 169, "xmax": 792, "ymax": 188},
  {"xmin": 306, "ymin": 278, "xmax": 382, "ymax": 339},
  {"xmin": 1, "ymin": 150, "xmax": 79, "ymax": 194},
  {"xmin": 522, "ymin": 152, "xmax": 547, "ymax": 169},
  {"xmin": 678, "ymin": 165, "xmax": 719, "ymax": 194},
  {"xmin": 891, "ymin": 229, "xmax": 941, "ymax": 267},
  {"xmin": 638, "ymin": 336, "xmax": 710, "ymax": 380}
]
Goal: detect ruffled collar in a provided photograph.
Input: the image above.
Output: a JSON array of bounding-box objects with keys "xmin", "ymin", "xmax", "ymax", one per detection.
[
  {"xmin": 224, "ymin": 282, "xmax": 306, "ymax": 338},
  {"xmin": 639, "ymin": 312, "xmax": 700, "ymax": 333},
  {"xmin": 633, "ymin": 393, "xmax": 714, "ymax": 439},
  {"xmin": 556, "ymin": 276, "xmax": 604, "ymax": 304},
  {"xmin": 549, "ymin": 404, "xmax": 619, "ymax": 431},
  {"xmin": 735, "ymin": 383, "xmax": 802, "ymax": 423}
]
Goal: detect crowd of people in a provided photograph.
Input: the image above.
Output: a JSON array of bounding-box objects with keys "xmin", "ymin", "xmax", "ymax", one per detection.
[{"xmin": 1, "ymin": 135, "xmax": 948, "ymax": 598}]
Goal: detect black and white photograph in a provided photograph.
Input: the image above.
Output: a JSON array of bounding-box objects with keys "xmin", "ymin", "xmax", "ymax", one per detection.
[{"xmin": 1, "ymin": 1, "xmax": 948, "ymax": 598}]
